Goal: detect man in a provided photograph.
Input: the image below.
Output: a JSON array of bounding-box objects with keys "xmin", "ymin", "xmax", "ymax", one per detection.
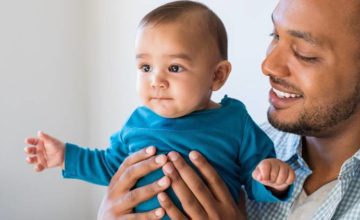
[{"xmin": 98, "ymin": 0, "xmax": 360, "ymax": 219}]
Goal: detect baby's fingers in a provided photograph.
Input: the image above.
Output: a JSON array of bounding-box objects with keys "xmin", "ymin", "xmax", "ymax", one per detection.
[
  {"xmin": 25, "ymin": 156, "xmax": 46, "ymax": 172},
  {"xmin": 24, "ymin": 146, "xmax": 37, "ymax": 155},
  {"xmin": 275, "ymin": 166, "xmax": 289, "ymax": 185},
  {"xmin": 285, "ymin": 168, "xmax": 296, "ymax": 185},
  {"xmin": 25, "ymin": 137, "xmax": 39, "ymax": 146},
  {"xmin": 255, "ymin": 160, "xmax": 273, "ymax": 182},
  {"xmin": 252, "ymin": 167, "xmax": 262, "ymax": 181},
  {"xmin": 26, "ymin": 156, "xmax": 38, "ymax": 164},
  {"xmin": 34, "ymin": 164, "xmax": 45, "ymax": 172}
]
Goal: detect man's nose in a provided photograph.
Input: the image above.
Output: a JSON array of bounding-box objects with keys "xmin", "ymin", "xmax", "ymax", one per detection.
[
  {"xmin": 151, "ymin": 72, "xmax": 169, "ymax": 89},
  {"xmin": 262, "ymin": 43, "xmax": 291, "ymax": 78}
]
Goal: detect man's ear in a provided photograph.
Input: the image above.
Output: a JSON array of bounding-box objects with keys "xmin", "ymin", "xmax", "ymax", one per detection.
[{"xmin": 211, "ymin": 60, "xmax": 232, "ymax": 91}]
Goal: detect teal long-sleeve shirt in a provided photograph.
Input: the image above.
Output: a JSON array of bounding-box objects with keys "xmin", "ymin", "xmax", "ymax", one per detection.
[{"xmin": 63, "ymin": 96, "xmax": 291, "ymax": 213}]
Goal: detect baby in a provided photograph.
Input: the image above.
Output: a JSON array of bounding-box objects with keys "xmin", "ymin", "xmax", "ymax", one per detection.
[{"xmin": 24, "ymin": 0, "xmax": 295, "ymax": 217}]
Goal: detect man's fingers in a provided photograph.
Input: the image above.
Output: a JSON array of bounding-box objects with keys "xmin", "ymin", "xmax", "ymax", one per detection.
[
  {"xmin": 110, "ymin": 146, "xmax": 157, "ymax": 188},
  {"xmin": 117, "ymin": 176, "xmax": 171, "ymax": 211},
  {"xmin": 168, "ymin": 151, "xmax": 215, "ymax": 213},
  {"xmin": 113, "ymin": 154, "xmax": 167, "ymax": 194},
  {"xmin": 162, "ymin": 161, "xmax": 207, "ymax": 218},
  {"xmin": 120, "ymin": 208, "xmax": 165, "ymax": 220},
  {"xmin": 122, "ymin": 146, "xmax": 157, "ymax": 169},
  {"xmin": 188, "ymin": 151, "xmax": 233, "ymax": 203},
  {"xmin": 158, "ymin": 192, "xmax": 188, "ymax": 220}
]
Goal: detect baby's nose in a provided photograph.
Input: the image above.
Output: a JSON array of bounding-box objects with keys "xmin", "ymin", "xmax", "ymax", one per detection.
[{"xmin": 151, "ymin": 74, "xmax": 169, "ymax": 89}]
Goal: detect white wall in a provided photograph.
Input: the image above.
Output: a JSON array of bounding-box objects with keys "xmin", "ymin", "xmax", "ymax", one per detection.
[
  {"xmin": 0, "ymin": 0, "xmax": 92, "ymax": 219},
  {"xmin": 0, "ymin": 0, "xmax": 276, "ymax": 219}
]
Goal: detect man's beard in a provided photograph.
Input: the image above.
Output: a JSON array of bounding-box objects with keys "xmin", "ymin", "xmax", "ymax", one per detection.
[{"xmin": 268, "ymin": 83, "xmax": 360, "ymax": 136}]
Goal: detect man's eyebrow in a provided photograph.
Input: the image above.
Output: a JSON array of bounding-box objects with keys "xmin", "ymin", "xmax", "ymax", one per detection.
[
  {"xmin": 287, "ymin": 30, "xmax": 323, "ymax": 46},
  {"xmin": 271, "ymin": 14, "xmax": 324, "ymax": 47}
]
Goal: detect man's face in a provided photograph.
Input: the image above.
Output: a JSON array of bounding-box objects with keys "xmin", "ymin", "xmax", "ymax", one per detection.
[
  {"xmin": 263, "ymin": 0, "xmax": 360, "ymax": 135},
  {"xmin": 135, "ymin": 19, "xmax": 219, "ymax": 118}
]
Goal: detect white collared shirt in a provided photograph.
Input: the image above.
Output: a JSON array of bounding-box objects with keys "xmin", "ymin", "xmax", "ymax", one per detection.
[{"xmin": 246, "ymin": 123, "xmax": 360, "ymax": 220}]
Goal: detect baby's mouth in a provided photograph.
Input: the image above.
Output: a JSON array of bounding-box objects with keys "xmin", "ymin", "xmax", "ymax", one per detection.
[{"xmin": 151, "ymin": 97, "xmax": 172, "ymax": 100}]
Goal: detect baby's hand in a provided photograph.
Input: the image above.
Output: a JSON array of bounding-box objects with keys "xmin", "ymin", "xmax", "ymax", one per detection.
[
  {"xmin": 252, "ymin": 158, "xmax": 295, "ymax": 193},
  {"xmin": 24, "ymin": 131, "xmax": 65, "ymax": 172}
]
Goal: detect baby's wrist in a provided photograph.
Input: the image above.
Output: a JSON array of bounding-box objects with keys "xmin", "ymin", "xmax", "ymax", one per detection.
[
  {"xmin": 59, "ymin": 143, "xmax": 65, "ymax": 169},
  {"xmin": 267, "ymin": 184, "xmax": 290, "ymax": 198}
]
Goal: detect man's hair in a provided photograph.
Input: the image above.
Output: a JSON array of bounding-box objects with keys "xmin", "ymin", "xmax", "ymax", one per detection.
[{"xmin": 139, "ymin": 0, "xmax": 228, "ymax": 60}]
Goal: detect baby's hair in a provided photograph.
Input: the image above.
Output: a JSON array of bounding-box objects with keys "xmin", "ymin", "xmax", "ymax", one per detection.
[{"xmin": 139, "ymin": 0, "xmax": 228, "ymax": 60}]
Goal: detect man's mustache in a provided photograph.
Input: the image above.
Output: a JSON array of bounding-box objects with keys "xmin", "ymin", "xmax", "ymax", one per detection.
[{"xmin": 270, "ymin": 75, "xmax": 303, "ymax": 95}]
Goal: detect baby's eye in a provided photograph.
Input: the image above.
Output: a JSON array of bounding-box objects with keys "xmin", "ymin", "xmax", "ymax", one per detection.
[
  {"xmin": 168, "ymin": 65, "xmax": 184, "ymax": 73},
  {"xmin": 140, "ymin": 64, "xmax": 152, "ymax": 72},
  {"xmin": 269, "ymin": 32, "xmax": 279, "ymax": 41}
]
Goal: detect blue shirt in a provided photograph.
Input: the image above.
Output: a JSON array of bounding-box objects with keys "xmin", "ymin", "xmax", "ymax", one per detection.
[
  {"xmin": 63, "ymin": 96, "xmax": 289, "ymax": 213},
  {"xmin": 246, "ymin": 123, "xmax": 360, "ymax": 220}
]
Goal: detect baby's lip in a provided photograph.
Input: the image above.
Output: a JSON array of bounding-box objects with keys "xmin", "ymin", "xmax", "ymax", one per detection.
[{"xmin": 151, "ymin": 97, "xmax": 172, "ymax": 100}]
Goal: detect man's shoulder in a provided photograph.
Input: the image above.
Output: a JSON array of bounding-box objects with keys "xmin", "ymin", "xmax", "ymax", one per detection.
[{"xmin": 260, "ymin": 122, "xmax": 301, "ymax": 161}]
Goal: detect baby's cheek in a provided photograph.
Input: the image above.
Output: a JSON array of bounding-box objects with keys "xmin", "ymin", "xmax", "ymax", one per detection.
[{"xmin": 136, "ymin": 84, "xmax": 149, "ymax": 102}]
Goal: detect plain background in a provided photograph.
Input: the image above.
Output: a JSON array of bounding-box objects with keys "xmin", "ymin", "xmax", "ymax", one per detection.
[{"xmin": 0, "ymin": 0, "xmax": 277, "ymax": 219}]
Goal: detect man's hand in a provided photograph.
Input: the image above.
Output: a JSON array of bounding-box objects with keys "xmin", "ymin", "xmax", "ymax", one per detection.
[
  {"xmin": 24, "ymin": 131, "xmax": 65, "ymax": 172},
  {"xmin": 252, "ymin": 158, "xmax": 295, "ymax": 192},
  {"xmin": 98, "ymin": 146, "xmax": 171, "ymax": 220},
  {"xmin": 158, "ymin": 151, "xmax": 246, "ymax": 220}
]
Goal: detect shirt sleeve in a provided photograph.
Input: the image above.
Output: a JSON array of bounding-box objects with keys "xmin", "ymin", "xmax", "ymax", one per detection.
[
  {"xmin": 238, "ymin": 113, "xmax": 293, "ymax": 202},
  {"xmin": 62, "ymin": 130, "xmax": 128, "ymax": 186}
]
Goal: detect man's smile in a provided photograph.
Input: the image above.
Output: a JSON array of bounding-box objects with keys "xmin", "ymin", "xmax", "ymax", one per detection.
[
  {"xmin": 269, "ymin": 87, "xmax": 303, "ymax": 109},
  {"xmin": 272, "ymin": 87, "xmax": 302, "ymax": 99}
]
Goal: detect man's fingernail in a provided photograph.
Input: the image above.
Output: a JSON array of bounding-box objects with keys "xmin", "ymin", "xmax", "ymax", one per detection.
[
  {"xmin": 158, "ymin": 193, "xmax": 166, "ymax": 202},
  {"xmin": 146, "ymin": 146, "xmax": 155, "ymax": 154},
  {"xmin": 163, "ymin": 163, "xmax": 173, "ymax": 174},
  {"xmin": 155, "ymin": 155, "xmax": 166, "ymax": 164},
  {"xmin": 189, "ymin": 151, "xmax": 199, "ymax": 160},
  {"xmin": 168, "ymin": 152, "xmax": 178, "ymax": 161},
  {"xmin": 155, "ymin": 208, "xmax": 164, "ymax": 217},
  {"xmin": 158, "ymin": 177, "xmax": 169, "ymax": 186}
]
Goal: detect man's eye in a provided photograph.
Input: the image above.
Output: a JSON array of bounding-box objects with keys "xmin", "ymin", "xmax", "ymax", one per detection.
[
  {"xmin": 168, "ymin": 65, "xmax": 183, "ymax": 73},
  {"xmin": 294, "ymin": 52, "xmax": 319, "ymax": 63},
  {"xmin": 141, "ymin": 64, "xmax": 152, "ymax": 72}
]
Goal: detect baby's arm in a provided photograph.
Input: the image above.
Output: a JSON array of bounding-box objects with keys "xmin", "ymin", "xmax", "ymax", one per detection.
[
  {"xmin": 252, "ymin": 159, "xmax": 295, "ymax": 196},
  {"xmin": 24, "ymin": 131, "xmax": 65, "ymax": 172}
]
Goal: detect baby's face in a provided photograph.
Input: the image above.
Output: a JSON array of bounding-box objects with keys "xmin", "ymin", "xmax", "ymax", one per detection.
[{"xmin": 135, "ymin": 20, "xmax": 220, "ymax": 118}]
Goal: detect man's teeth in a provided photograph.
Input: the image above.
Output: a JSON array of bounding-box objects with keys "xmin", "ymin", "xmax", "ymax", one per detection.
[{"xmin": 272, "ymin": 88, "xmax": 301, "ymax": 98}]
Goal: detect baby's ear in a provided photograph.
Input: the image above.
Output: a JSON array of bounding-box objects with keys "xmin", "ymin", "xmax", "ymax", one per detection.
[{"xmin": 211, "ymin": 60, "xmax": 232, "ymax": 91}]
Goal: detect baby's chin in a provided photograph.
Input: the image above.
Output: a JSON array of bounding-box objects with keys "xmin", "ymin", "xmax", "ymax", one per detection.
[
  {"xmin": 147, "ymin": 105, "xmax": 190, "ymax": 119},
  {"xmin": 153, "ymin": 109, "xmax": 187, "ymax": 119}
]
